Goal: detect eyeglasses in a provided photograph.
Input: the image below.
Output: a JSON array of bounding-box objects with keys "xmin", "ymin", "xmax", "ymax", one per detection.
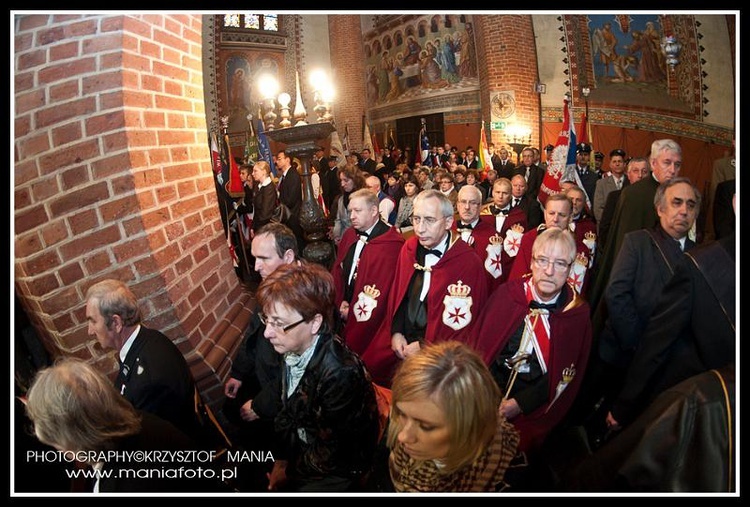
[
  {"xmin": 533, "ymin": 256, "xmax": 572, "ymax": 272},
  {"xmin": 258, "ymin": 313, "xmax": 307, "ymax": 333},
  {"xmin": 411, "ymin": 215, "xmax": 445, "ymax": 226},
  {"xmin": 457, "ymin": 199, "xmax": 481, "ymax": 207}
]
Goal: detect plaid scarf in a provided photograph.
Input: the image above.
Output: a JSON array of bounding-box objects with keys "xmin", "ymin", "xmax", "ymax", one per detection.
[{"xmin": 389, "ymin": 415, "xmax": 520, "ymax": 492}]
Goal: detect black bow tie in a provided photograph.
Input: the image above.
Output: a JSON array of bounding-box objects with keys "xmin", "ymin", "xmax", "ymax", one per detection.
[
  {"xmin": 491, "ymin": 205, "xmax": 510, "ymax": 216},
  {"xmin": 529, "ymin": 300, "xmax": 556, "ymax": 312},
  {"xmin": 356, "ymin": 229, "xmax": 369, "ymax": 237},
  {"xmin": 418, "ymin": 244, "xmax": 443, "ymax": 258},
  {"xmin": 456, "ymin": 223, "xmax": 474, "ymax": 230}
]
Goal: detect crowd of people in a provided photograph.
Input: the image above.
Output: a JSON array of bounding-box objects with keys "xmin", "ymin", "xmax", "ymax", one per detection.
[{"xmin": 17, "ymin": 137, "xmax": 735, "ymax": 494}]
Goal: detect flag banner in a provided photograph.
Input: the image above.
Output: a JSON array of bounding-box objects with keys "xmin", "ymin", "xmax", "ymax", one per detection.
[
  {"xmin": 372, "ymin": 127, "xmax": 381, "ymax": 157},
  {"xmin": 416, "ymin": 118, "xmax": 429, "ymax": 166},
  {"xmin": 538, "ymin": 96, "xmax": 577, "ymax": 207},
  {"xmin": 255, "ymin": 117, "xmax": 277, "ymax": 177},
  {"xmin": 210, "ymin": 132, "xmax": 223, "ymax": 183},
  {"xmin": 578, "ymin": 112, "xmax": 589, "ymax": 144},
  {"xmin": 363, "ymin": 122, "xmax": 374, "ymax": 157},
  {"xmin": 224, "ymin": 133, "xmax": 245, "ymax": 197},
  {"xmin": 330, "ymin": 130, "xmax": 346, "ymax": 167},
  {"xmin": 244, "ymin": 117, "xmax": 260, "ymax": 165},
  {"xmin": 343, "ymin": 124, "xmax": 351, "ymax": 156},
  {"xmin": 478, "ymin": 121, "xmax": 493, "ymax": 176},
  {"xmin": 389, "ymin": 127, "xmax": 397, "ymax": 150}
]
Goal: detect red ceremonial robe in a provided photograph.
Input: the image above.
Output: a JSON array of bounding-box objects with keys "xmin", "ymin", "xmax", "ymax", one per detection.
[
  {"xmin": 361, "ymin": 232, "xmax": 489, "ymax": 386},
  {"xmin": 331, "ymin": 225, "xmax": 405, "ymax": 356},
  {"xmin": 478, "ymin": 205, "xmax": 528, "ymax": 291},
  {"xmin": 508, "ymin": 225, "xmax": 593, "ymax": 294},
  {"xmin": 470, "ymin": 278, "xmax": 592, "ymax": 452}
]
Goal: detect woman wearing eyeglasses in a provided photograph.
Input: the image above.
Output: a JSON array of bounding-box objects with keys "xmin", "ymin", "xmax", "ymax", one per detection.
[
  {"xmin": 470, "ymin": 228, "xmax": 592, "ymax": 454},
  {"xmin": 256, "ymin": 262, "xmax": 380, "ymax": 492}
]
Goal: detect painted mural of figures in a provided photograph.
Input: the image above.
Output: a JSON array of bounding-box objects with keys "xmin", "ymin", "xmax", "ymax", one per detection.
[
  {"xmin": 419, "ymin": 49, "xmax": 448, "ymax": 89},
  {"xmin": 386, "ymin": 52, "xmax": 403, "ymax": 101},
  {"xmin": 642, "ymin": 21, "xmax": 667, "ymax": 74},
  {"xmin": 457, "ymin": 24, "xmax": 477, "ymax": 78},
  {"xmin": 627, "ymin": 30, "xmax": 666, "ymax": 83},
  {"xmin": 230, "ymin": 67, "xmax": 249, "ymax": 111},
  {"xmin": 592, "ymin": 22, "xmax": 619, "ymax": 76},
  {"xmin": 367, "ymin": 64, "xmax": 379, "ymax": 106},
  {"xmin": 378, "ymin": 51, "xmax": 391, "ymax": 102},
  {"xmin": 434, "ymin": 37, "xmax": 459, "ymax": 84},
  {"xmin": 404, "ymin": 36, "xmax": 422, "ymax": 66}
]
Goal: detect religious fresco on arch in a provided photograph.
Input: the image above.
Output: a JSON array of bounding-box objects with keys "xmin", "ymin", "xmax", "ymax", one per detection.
[
  {"xmin": 589, "ymin": 14, "xmax": 668, "ymax": 89},
  {"xmin": 363, "ymin": 14, "xmax": 480, "ymax": 109},
  {"xmin": 565, "ymin": 14, "xmax": 700, "ymax": 115}
]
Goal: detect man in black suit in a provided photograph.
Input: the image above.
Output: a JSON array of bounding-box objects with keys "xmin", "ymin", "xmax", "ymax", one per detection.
[
  {"xmin": 579, "ymin": 178, "xmax": 700, "ymax": 434},
  {"xmin": 85, "ymin": 279, "xmax": 202, "ymax": 443},
  {"xmin": 589, "ymin": 139, "xmax": 683, "ymax": 313},
  {"xmin": 511, "ymin": 147, "xmax": 545, "ymax": 201},
  {"xmin": 275, "ymin": 150, "xmax": 304, "ymax": 245},
  {"xmin": 606, "ymin": 223, "xmax": 735, "ymax": 431},
  {"xmin": 510, "ymin": 174, "xmax": 543, "ymax": 228},
  {"xmin": 359, "ymin": 148, "xmax": 377, "ymax": 175}
]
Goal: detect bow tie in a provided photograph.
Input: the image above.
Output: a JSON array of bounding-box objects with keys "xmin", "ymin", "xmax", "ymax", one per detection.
[
  {"xmin": 456, "ymin": 223, "xmax": 474, "ymax": 231},
  {"xmin": 356, "ymin": 229, "xmax": 369, "ymax": 237},
  {"xmin": 418, "ymin": 244, "xmax": 443, "ymax": 258},
  {"xmin": 491, "ymin": 206, "xmax": 510, "ymax": 216},
  {"xmin": 529, "ymin": 300, "xmax": 556, "ymax": 312}
]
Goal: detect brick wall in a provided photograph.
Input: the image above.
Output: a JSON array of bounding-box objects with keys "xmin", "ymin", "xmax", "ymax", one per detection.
[
  {"xmin": 13, "ymin": 14, "xmax": 247, "ymax": 403},
  {"xmin": 328, "ymin": 16, "xmax": 367, "ymax": 152},
  {"xmin": 475, "ymin": 15, "xmax": 541, "ymax": 149}
]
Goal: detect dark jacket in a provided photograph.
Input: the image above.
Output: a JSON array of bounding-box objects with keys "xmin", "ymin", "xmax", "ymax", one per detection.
[
  {"xmin": 611, "ymin": 234, "xmax": 736, "ymax": 426},
  {"xmin": 599, "ymin": 226, "xmax": 694, "ymax": 369},
  {"xmin": 252, "ymin": 180, "xmax": 277, "ymax": 231},
  {"xmin": 115, "ymin": 326, "xmax": 200, "ymax": 442},
  {"xmin": 565, "ymin": 365, "xmax": 735, "ymax": 492},
  {"xmin": 276, "ymin": 329, "xmax": 380, "ymax": 486}
]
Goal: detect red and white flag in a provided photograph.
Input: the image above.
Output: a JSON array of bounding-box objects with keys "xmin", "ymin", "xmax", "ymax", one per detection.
[{"xmin": 538, "ymin": 96, "xmax": 577, "ymax": 207}]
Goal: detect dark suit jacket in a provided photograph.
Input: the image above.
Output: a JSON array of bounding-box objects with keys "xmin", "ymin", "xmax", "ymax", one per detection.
[
  {"xmin": 589, "ymin": 175, "xmax": 660, "ymax": 313},
  {"xmin": 278, "ymin": 166, "xmax": 302, "ymax": 215},
  {"xmin": 115, "ymin": 326, "xmax": 199, "ymax": 441},
  {"xmin": 512, "ymin": 164, "xmax": 545, "ymax": 201},
  {"xmin": 599, "ymin": 227, "xmax": 694, "ymax": 369},
  {"xmin": 597, "ymin": 188, "xmax": 621, "ymax": 253},
  {"xmin": 713, "ymin": 179, "xmax": 735, "ymax": 240},
  {"xmin": 252, "ymin": 181, "xmax": 277, "ymax": 231},
  {"xmin": 576, "ymin": 166, "xmax": 599, "ymax": 206},
  {"xmin": 361, "ymin": 158, "xmax": 377, "ymax": 175},
  {"xmin": 515, "ymin": 194, "xmax": 544, "ymax": 229},
  {"xmin": 610, "ymin": 234, "xmax": 736, "ymax": 426}
]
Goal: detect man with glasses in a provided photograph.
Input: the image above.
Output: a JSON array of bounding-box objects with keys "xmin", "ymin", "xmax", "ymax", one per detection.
[
  {"xmin": 471, "ymin": 228, "xmax": 592, "ymax": 454},
  {"xmin": 361, "ymin": 190, "xmax": 488, "ymax": 387},
  {"xmin": 222, "ymin": 222, "xmax": 299, "ymax": 490},
  {"xmin": 509, "ymin": 193, "xmax": 574, "ymax": 281}
]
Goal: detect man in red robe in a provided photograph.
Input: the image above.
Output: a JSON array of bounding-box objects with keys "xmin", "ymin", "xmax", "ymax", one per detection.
[
  {"xmin": 478, "ymin": 178, "xmax": 528, "ymax": 291},
  {"xmin": 361, "ymin": 190, "xmax": 488, "ymax": 386},
  {"xmin": 471, "ymin": 228, "xmax": 592, "ymax": 454},
  {"xmin": 331, "ymin": 189, "xmax": 404, "ymax": 359}
]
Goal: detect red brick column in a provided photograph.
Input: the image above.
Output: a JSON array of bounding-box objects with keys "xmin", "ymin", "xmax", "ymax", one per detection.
[
  {"xmin": 328, "ymin": 15, "xmax": 367, "ymax": 151},
  {"xmin": 474, "ymin": 15, "xmax": 541, "ymax": 148},
  {"xmin": 14, "ymin": 14, "xmax": 247, "ymax": 401}
]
